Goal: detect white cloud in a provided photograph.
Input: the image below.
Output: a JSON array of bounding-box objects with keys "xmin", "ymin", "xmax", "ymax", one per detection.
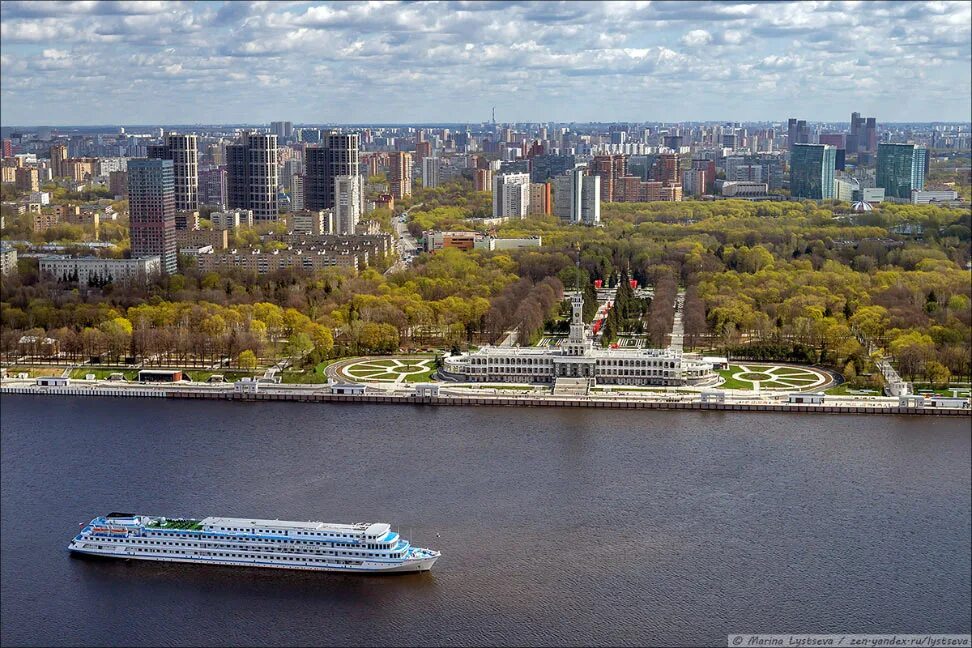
[
  {"xmin": 0, "ymin": 0, "xmax": 969, "ymax": 124},
  {"xmin": 681, "ymin": 29, "xmax": 712, "ymax": 47}
]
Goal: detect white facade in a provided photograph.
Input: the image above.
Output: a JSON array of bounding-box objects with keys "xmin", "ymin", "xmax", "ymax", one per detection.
[
  {"xmin": 96, "ymin": 157, "xmax": 128, "ymax": 177},
  {"xmin": 68, "ymin": 513, "xmax": 440, "ymax": 574},
  {"xmin": 39, "ymin": 255, "xmax": 161, "ymax": 285},
  {"xmin": 444, "ymin": 292, "xmax": 714, "ymax": 386},
  {"xmin": 912, "ymin": 190, "xmax": 960, "ymax": 205},
  {"xmin": 492, "ymin": 173, "xmax": 531, "ymax": 218},
  {"xmin": 290, "ymin": 174, "xmax": 305, "ymax": 211},
  {"xmin": 553, "ymin": 166, "xmax": 599, "ymax": 225},
  {"xmin": 422, "ymin": 157, "xmax": 440, "ymax": 188},
  {"xmin": 721, "ymin": 181, "xmax": 768, "ymax": 197},
  {"xmin": 475, "ymin": 235, "xmax": 543, "ymax": 251},
  {"xmin": 334, "ymin": 175, "xmax": 362, "ymax": 234}
]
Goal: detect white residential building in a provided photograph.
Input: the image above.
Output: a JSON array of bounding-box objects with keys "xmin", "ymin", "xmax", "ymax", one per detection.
[
  {"xmin": 334, "ymin": 175, "xmax": 362, "ymax": 234},
  {"xmin": 39, "ymin": 255, "xmax": 161, "ymax": 285},
  {"xmin": 492, "ymin": 172, "xmax": 531, "ymax": 218},
  {"xmin": 553, "ymin": 165, "xmax": 600, "ymax": 225}
]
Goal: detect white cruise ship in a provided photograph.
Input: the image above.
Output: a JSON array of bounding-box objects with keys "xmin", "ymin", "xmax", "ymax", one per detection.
[{"xmin": 68, "ymin": 513, "xmax": 440, "ymax": 573}]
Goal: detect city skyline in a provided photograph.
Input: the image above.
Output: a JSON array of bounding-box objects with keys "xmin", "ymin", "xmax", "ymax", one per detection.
[{"xmin": 1, "ymin": 0, "xmax": 971, "ymax": 126}]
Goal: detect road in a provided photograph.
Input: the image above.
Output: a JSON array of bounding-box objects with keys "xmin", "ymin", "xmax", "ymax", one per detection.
[{"xmin": 385, "ymin": 202, "xmax": 423, "ymax": 275}]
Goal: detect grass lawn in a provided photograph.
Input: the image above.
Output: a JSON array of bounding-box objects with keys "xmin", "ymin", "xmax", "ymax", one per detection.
[
  {"xmin": 358, "ymin": 359, "xmax": 400, "ymax": 368},
  {"xmin": 759, "ymin": 381, "xmax": 801, "ymax": 390},
  {"xmin": 402, "ymin": 368, "xmax": 436, "ymax": 382},
  {"xmin": 6, "ymin": 366, "xmax": 71, "ymax": 378},
  {"xmin": 718, "ymin": 370, "xmax": 756, "ymax": 389},
  {"xmin": 737, "ymin": 372, "xmax": 773, "ymax": 381},
  {"xmin": 279, "ymin": 370, "xmax": 329, "ymax": 384}
]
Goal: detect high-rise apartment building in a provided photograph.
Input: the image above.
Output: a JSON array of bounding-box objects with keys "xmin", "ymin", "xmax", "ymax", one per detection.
[
  {"xmin": 876, "ymin": 143, "xmax": 926, "ymax": 199},
  {"xmin": 682, "ymin": 169, "xmax": 707, "ymax": 197},
  {"xmin": 270, "ymin": 121, "xmax": 293, "ymax": 140},
  {"xmin": 848, "ymin": 112, "xmax": 878, "ymax": 155},
  {"xmin": 109, "ymin": 170, "xmax": 128, "ymax": 197},
  {"xmin": 334, "ymin": 175, "xmax": 362, "ymax": 235},
  {"xmin": 787, "ymin": 118, "xmax": 810, "ymax": 151},
  {"xmin": 492, "ymin": 172, "xmax": 531, "ymax": 218},
  {"xmin": 691, "ymin": 159, "xmax": 717, "ymax": 194},
  {"xmin": 553, "ymin": 166, "xmax": 600, "ymax": 225},
  {"xmin": 128, "ymin": 159, "xmax": 177, "ymax": 274},
  {"xmin": 200, "ymin": 166, "xmax": 227, "ymax": 209},
  {"xmin": 790, "ymin": 144, "xmax": 836, "ymax": 200},
  {"xmin": 389, "ymin": 152, "xmax": 413, "ymax": 200},
  {"xmin": 590, "ymin": 155, "xmax": 627, "ymax": 202},
  {"xmin": 650, "ymin": 153, "xmax": 680, "ymax": 186},
  {"xmin": 290, "ymin": 174, "xmax": 305, "ymax": 211},
  {"xmin": 1, "ymin": 139, "xmax": 12, "ymax": 158},
  {"xmin": 530, "ymin": 154, "xmax": 576, "ymax": 183},
  {"xmin": 528, "ymin": 183, "xmax": 552, "ymax": 215},
  {"xmin": 49, "ymin": 144, "xmax": 67, "ymax": 178},
  {"xmin": 305, "ymin": 132, "xmax": 360, "ymax": 210},
  {"xmin": 415, "ymin": 140, "xmax": 432, "ymax": 164},
  {"xmin": 14, "ymin": 167, "xmax": 39, "ymax": 192},
  {"xmin": 226, "ymin": 132, "xmax": 279, "ymax": 221},
  {"xmin": 474, "ymin": 168, "xmax": 492, "ymax": 193},
  {"xmin": 422, "ymin": 157, "xmax": 440, "ymax": 188},
  {"xmin": 148, "ymin": 133, "xmax": 199, "ymax": 211}
]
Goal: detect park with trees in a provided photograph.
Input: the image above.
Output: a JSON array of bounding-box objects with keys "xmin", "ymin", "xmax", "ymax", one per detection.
[{"xmin": 2, "ymin": 182, "xmax": 970, "ymax": 388}]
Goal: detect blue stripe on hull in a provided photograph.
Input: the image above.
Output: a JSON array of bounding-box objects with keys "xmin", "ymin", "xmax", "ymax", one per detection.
[{"xmin": 68, "ymin": 548, "xmax": 435, "ymax": 574}]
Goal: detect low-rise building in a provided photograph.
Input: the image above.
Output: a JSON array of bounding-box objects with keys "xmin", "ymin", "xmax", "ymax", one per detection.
[
  {"xmin": 287, "ymin": 209, "xmax": 332, "ymax": 235},
  {"xmin": 424, "ymin": 230, "xmax": 482, "ymax": 252},
  {"xmin": 210, "ymin": 208, "xmax": 254, "ymax": 231},
  {"xmin": 444, "ymin": 292, "xmax": 714, "ymax": 387},
  {"xmin": 31, "ymin": 212, "xmax": 60, "ymax": 232},
  {"xmin": 0, "ymin": 242, "xmax": 17, "ymax": 275},
  {"xmin": 721, "ymin": 181, "xmax": 769, "ymax": 198},
  {"xmin": 475, "ymin": 235, "xmax": 543, "ymax": 251},
  {"xmin": 175, "ymin": 228, "xmax": 229, "ymax": 250},
  {"xmin": 912, "ymin": 190, "xmax": 961, "ymax": 205},
  {"xmin": 39, "ymin": 255, "xmax": 162, "ymax": 285},
  {"xmin": 195, "ymin": 248, "xmax": 358, "ymax": 274}
]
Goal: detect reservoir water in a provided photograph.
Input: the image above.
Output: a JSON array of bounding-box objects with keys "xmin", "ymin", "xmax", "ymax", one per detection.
[{"xmin": 1, "ymin": 395, "xmax": 970, "ymax": 646}]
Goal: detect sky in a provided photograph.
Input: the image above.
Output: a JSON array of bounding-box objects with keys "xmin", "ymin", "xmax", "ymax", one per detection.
[{"xmin": 1, "ymin": 0, "xmax": 971, "ymax": 126}]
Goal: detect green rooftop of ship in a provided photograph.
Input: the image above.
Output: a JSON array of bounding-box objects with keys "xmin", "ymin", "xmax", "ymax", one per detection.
[{"xmin": 146, "ymin": 518, "xmax": 203, "ymax": 531}]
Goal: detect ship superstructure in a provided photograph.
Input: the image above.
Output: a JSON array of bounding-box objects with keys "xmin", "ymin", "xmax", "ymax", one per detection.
[{"xmin": 69, "ymin": 513, "xmax": 439, "ymax": 573}]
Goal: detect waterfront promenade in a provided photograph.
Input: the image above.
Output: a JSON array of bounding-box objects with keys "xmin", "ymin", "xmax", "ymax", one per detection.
[{"xmin": 1, "ymin": 377, "xmax": 968, "ymax": 417}]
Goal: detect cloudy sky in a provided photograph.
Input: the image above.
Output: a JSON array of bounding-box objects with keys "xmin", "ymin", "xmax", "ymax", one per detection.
[{"xmin": 1, "ymin": 0, "xmax": 970, "ymax": 126}]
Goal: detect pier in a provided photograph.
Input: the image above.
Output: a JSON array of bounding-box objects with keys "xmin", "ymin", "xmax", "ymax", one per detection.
[{"xmin": 2, "ymin": 382, "xmax": 968, "ymax": 417}]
